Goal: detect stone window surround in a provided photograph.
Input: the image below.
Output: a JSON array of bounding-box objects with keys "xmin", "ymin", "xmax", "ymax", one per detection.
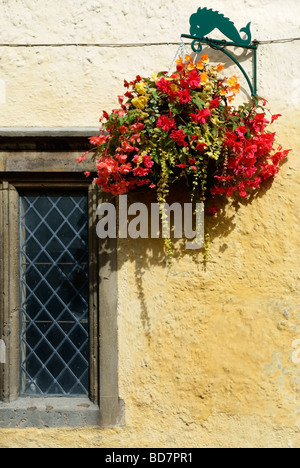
[{"xmin": 0, "ymin": 128, "xmax": 124, "ymax": 428}]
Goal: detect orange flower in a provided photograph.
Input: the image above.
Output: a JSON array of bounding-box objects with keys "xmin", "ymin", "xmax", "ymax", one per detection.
[
  {"xmin": 200, "ymin": 72, "xmax": 208, "ymax": 84},
  {"xmin": 227, "ymin": 75, "xmax": 238, "ymax": 87},
  {"xmin": 232, "ymin": 83, "xmax": 241, "ymax": 94},
  {"xmin": 201, "ymin": 54, "xmax": 209, "ymax": 63},
  {"xmin": 217, "ymin": 64, "xmax": 224, "ymax": 72},
  {"xmin": 196, "ymin": 60, "xmax": 204, "ymax": 70},
  {"xmin": 187, "ymin": 62, "xmax": 196, "ymax": 71},
  {"xmin": 176, "ymin": 56, "xmax": 184, "ymax": 65}
]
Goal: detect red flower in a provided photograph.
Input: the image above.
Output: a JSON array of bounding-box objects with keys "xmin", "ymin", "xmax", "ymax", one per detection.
[
  {"xmin": 260, "ymin": 164, "xmax": 279, "ymax": 180},
  {"xmin": 118, "ymin": 163, "xmax": 132, "ymax": 174},
  {"xmin": 118, "ymin": 125, "xmax": 128, "ymax": 134},
  {"xmin": 116, "ymin": 154, "xmax": 128, "ymax": 164},
  {"xmin": 235, "ymin": 126, "xmax": 247, "ymax": 139},
  {"xmin": 178, "ymin": 89, "xmax": 192, "ymax": 104},
  {"xmin": 246, "ymin": 177, "xmax": 261, "ymax": 189},
  {"xmin": 142, "ymin": 154, "xmax": 154, "ymax": 169},
  {"xmin": 238, "ymin": 182, "xmax": 248, "ymax": 197},
  {"xmin": 96, "ymin": 158, "xmax": 119, "ymax": 180},
  {"xmin": 97, "ymin": 158, "xmax": 118, "ymax": 173},
  {"xmin": 89, "ymin": 135, "xmax": 107, "ymax": 146},
  {"xmin": 133, "ymin": 166, "xmax": 149, "ymax": 177},
  {"xmin": 270, "ymin": 149, "xmax": 290, "ymax": 165},
  {"xmin": 271, "ymin": 114, "xmax": 282, "ymax": 124},
  {"xmin": 131, "ymin": 122, "xmax": 145, "ymax": 132},
  {"xmin": 195, "ymin": 142, "xmax": 207, "ymax": 151},
  {"xmin": 76, "ymin": 153, "xmax": 87, "ymax": 163},
  {"xmin": 244, "ymin": 167, "xmax": 257, "ymax": 178},
  {"xmin": 156, "ymin": 78, "xmax": 176, "ymax": 99},
  {"xmin": 130, "ymin": 133, "xmax": 141, "ymax": 144},
  {"xmin": 190, "ymin": 108, "xmax": 211, "ymax": 124},
  {"xmin": 99, "ymin": 110, "xmax": 110, "ymax": 122},
  {"xmin": 110, "ymin": 180, "xmax": 131, "ymax": 196},
  {"xmin": 121, "ymin": 140, "xmax": 138, "ymax": 153},
  {"xmin": 157, "ymin": 115, "xmax": 176, "ymax": 131},
  {"xmin": 118, "ymin": 95, "xmax": 125, "ymax": 106},
  {"xmin": 209, "ymin": 97, "xmax": 220, "ymax": 109},
  {"xmin": 170, "ymin": 130, "xmax": 188, "ymax": 147},
  {"xmin": 186, "ymin": 69, "xmax": 201, "ymax": 89},
  {"xmin": 176, "ymin": 164, "xmax": 187, "ymax": 169},
  {"xmin": 249, "ymin": 113, "xmax": 269, "ymax": 134},
  {"xmin": 136, "ymin": 179, "xmax": 151, "ymax": 186},
  {"xmin": 224, "ymin": 186, "xmax": 237, "ymax": 197}
]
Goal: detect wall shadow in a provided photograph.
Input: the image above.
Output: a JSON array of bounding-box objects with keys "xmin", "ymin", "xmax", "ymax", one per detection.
[{"xmin": 95, "ymin": 160, "xmax": 288, "ymax": 341}]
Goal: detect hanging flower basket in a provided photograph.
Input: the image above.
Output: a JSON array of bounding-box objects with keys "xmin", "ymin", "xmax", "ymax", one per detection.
[{"xmin": 78, "ymin": 54, "xmax": 290, "ymax": 256}]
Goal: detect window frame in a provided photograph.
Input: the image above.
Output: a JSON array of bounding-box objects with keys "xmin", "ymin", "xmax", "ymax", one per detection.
[{"xmin": 0, "ymin": 131, "xmax": 124, "ymax": 427}]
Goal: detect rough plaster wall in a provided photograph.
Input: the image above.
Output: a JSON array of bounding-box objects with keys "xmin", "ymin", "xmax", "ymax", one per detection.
[{"xmin": 0, "ymin": 0, "xmax": 300, "ymax": 448}]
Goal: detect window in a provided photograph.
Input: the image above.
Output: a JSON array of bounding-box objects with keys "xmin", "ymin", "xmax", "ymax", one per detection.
[
  {"xmin": 20, "ymin": 192, "xmax": 90, "ymax": 396},
  {"xmin": 0, "ymin": 129, "xmax": 124, "ymax": 427}
]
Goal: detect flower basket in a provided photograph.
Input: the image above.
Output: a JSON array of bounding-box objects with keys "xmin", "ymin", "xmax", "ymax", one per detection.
[{"xmin": 78, "ymin": 54, "xmax": 290, "ymax": 258}]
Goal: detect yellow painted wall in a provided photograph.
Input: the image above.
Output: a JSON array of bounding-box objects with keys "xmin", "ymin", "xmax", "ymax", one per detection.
[{"xmin": 0, "ymin": 0, "xmax": 299, "ymax": 448}]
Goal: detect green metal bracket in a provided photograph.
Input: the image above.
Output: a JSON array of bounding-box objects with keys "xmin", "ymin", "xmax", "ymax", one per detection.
[{"xmin": 181, "ymin": 7, "xmax": 258, "ymax": 96}]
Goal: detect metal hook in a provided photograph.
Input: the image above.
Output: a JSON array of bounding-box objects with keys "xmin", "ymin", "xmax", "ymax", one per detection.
[{"xmin": 191, "ymin": 39, "xmax": 203, "ymax": 53}]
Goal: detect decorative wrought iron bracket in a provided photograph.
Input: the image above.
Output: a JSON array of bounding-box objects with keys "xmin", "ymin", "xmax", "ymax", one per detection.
[{"xmin": 181, "ymin": 8, "xmax": 258, "ymax": 96}]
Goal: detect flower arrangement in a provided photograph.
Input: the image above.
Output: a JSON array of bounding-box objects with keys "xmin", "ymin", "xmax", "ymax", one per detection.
[{"xmin": 78, "ymin": 53, "xmax": 290, "ymax": 256}]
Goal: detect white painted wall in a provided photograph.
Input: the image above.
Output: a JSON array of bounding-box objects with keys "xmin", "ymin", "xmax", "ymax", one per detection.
[{"xmin": 0, "ymin": 0, "xmax": 298, "ymax": 128}]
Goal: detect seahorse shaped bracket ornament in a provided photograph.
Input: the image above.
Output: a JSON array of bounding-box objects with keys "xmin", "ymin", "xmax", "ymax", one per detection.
[{"xmin": 181, "ymin": 8, "xmax": 258, "ymax": 96}]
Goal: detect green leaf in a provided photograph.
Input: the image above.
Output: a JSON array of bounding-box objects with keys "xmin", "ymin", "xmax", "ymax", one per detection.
[
  {"xmin": 152, "ymin": 151, "xmax": 160, "ymax": 164},
  {"xmin": 148, "ymin": 116, "xmax": 156, "ymax": 124},
  {"xmin": 192, "ymin": 96, "xmax": 205, "ymax": 110}
]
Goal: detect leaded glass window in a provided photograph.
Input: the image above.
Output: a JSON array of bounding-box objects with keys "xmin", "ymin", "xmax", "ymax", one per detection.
[{"xmin": 19, "ymin": 193, "xmax": 89, "ymax": 396}]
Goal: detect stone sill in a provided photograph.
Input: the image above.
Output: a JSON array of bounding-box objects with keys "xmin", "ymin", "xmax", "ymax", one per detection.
[
  {"xmin": 0, "ymin": 127, "xmax": 99, "ymax": 138},
  {"xmin": 0, "ymin": 397, "xmax": 100, "ymax": 428}
]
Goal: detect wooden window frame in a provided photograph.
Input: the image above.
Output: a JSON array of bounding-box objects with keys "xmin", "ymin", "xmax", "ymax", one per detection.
[{"xmin": 0, "ymin": 130, "xmax": 124, "ymax": 427}]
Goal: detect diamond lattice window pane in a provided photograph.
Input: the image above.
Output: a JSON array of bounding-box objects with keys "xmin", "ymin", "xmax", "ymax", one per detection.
[{"xmin": 20, "ymin": 193, "xmax": 89, "ymax": 396}]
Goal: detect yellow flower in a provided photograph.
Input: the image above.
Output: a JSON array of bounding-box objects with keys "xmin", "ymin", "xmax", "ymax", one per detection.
[
  {"xmin": 152, "ymin": 73, "xmax": 159, "ymax": 82},
  {"xmin": 135, "ymin": 81, "xmax": 148, "ymax": 96},
  {"xmin": 132, "ymin": 96, "xmax": 148, "ymax": 110},
  {"xmin": 227, "ymin": 75, "xmax": 238, "ymax": 87}
]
